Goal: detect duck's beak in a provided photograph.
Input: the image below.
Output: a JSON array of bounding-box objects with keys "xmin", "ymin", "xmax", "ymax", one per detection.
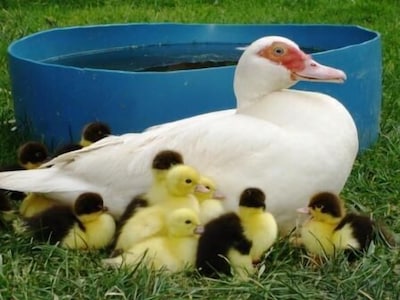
[
  {"xmin": 194, "ymin": 184, "xmax": 210, "ymax": 194},
  {"xmin": 293, "ymin": 58, "xmax": 346, "ymax": 83},
  {"xmin": 296, "ymin": 207, "xmax": 310, "ymax": 214},
  {"xmin": 212, "ymin": 190, "xmax": 225, "ymax": 200},
  {"xmin": 194, "ymin": 225, "xmax": 205, "ymax": 234}
]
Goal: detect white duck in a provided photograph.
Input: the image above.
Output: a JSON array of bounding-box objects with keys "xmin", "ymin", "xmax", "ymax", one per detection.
[{"xmin": 0, "ymin": 36, "xmax": 358, "ymax": 234}]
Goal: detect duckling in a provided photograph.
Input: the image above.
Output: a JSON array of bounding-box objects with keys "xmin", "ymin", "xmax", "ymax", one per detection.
[
  {"xmin": 195, "ymin": 212, "xmax": 254, "ymax": 279},
  {"xmin": 145, "ymin": 149, "xmax": 184, "ymax": 206},
  {"xmin": 79, "ymin": 121, "xmax": 111, "ymax": 147},
  {"xmin": 19, "ymin": 193, "xmax": 58, "ymax": 218},
  {"xmin": 103, "ymin": 208, "xmax": 202, "ymax": 273},
  {"xmin": 112, "ymin": 150, "xmax": 183, "ymax": 253},
  {"xmin": 53, "ymin": 121, "xmax": 111, "ymax": 156},
  {"xmin": 24, "ymin": 192, "xmax": 116, "ymax": 250},
  {"xmin": 297, "ymin": 192, "xmax": 375, "ymax": 261},
  {"xmin": 238, "ymin": 188, "xmax": 278, "ymax": 263},
  {"xmin": 110, "ymin": 196, "xmax": 149, "ymax": 257},
  {"xmin": 17, "ymin": 141, "xmax": 49, "ymax": 170},
  {"xmin": 0, "ymin": 141, "xmax": 49, "ymax": 201},
  {"xmin": 196, "ymin": 175, "xmax": 225, "ymax": 224},
  {"xmin": 10, "ymin": 141, "xmax": 57, "ymax": 217},
  {"xmin": 113, "ymin": 162, "xmax": 205, "ymax": 253},
  {"xmin": 297, "ymin": 192, "xmax": 345, "ymax": 257}
]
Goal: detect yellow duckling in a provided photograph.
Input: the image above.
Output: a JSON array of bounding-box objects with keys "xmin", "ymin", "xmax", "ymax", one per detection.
[
  {"xmin": 24, "ymin": 192, "xmax": 116, "ymax": 250},
  {"xmin": 297, "ymin": 192, "xmax": 375, "ymax": 261},
  {"xmin": 195, "ymin": 175, "xmax": 226, "ymax": 224},
  {"xmin": 19, "ymin": 193, "xmax": 57, "ymax": 218},
  {"xmin": 103, "ymin": 208, "xmax": 202, "ymax": 273},
  {"xmin": 144, "ymin": 150, "xmax": 184, "ymax": 206},
  {"xmin": 113, "ymin": 161, "xmax": 206, "ymax": 253},
  {"xmin": 238, "ymin": 188, "xmax": 278, "ymax": 263},
  {"xmin": 113, "ymin": 150, "xmax": 185, "ymax": 253}
]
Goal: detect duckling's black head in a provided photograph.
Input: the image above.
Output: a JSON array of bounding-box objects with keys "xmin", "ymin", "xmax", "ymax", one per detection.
[
  {"xmin": 18, "ymin": 141, "xmax": 49, "ymax": 166},
  {"xmin": 74, "ymin": 192, "xmax": 105, "ymax": 216},
  {"xmin": 82, "ymin": 121, "xmax": 111, "ymax": 143},
  {"xmin": 239, "ymin": 188, "xmax": 266, "ymax": 210},
  {"xmin": 308, "ymin": 192, "xmax": 344, "ymax": 218},
  {"xmin": 152, "ymin": 150, "xmax": 184, "ymax": 170}
]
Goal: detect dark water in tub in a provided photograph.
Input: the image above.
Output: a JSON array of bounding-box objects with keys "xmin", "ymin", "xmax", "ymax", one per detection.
[{"xmin": 42, "ymin": 43, "xmax": 323, "ymax": 72}]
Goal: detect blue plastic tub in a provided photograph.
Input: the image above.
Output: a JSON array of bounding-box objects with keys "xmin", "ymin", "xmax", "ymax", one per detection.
[{"xmin": 8, "ymin": 23, "xmax": 381, "ymax": 151}]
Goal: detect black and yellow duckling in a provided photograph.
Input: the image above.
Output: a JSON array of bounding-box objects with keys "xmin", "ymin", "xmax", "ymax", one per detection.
[
  {"xmin": 79, "ymin": 121, "xmax": 111, "ymax": 147},
  {"xmin": 12, "ymin": 141, "xmax": 58, "ymax": 217},
  {"xmin": 196, "ymin": 190, "xmax": 265, "ymax": 279},
  {"xmin": 103, "ymin": 208, "xmax": 202, "ymax": 273},
  {"xmin": 53, "ymin": 121, "xmax": 111, "ymax": 156},
  {"xmin": 17, "ymin": 141, "xmax": 49, "ymax": 170},
  {"xmin": 297, "ymin": 192, "xmax": 376, "ymax": 262},
  {"xmin": 196, "ymin": 188, "xmax": 278, "ymax": 279},
  {"xmin": 0, "ymin": 141, "xmax": 49, "ymax": 201},
  {"xmin": 24, "ymin": 192, "xmax": 116, "ymax": 250},
  {"xmin": 195, "ymin": 211, "xmax": 253, "ymax": 279},
  {"xmin": 238, "ymin": 188, "xmax": 278, "ymax": 263}
]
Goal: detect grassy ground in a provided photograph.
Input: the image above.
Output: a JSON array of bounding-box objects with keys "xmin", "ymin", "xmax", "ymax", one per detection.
[{"xmin": 1, "ymin": 0, "xmax": 400, "ymax": 299}]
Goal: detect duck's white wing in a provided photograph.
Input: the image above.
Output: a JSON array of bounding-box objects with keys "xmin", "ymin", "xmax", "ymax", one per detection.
[
  {"xmin": 0, "ymin": 107, "xmax": 355, "ymax": 231},
  {"xmin": 0, "ymin": 112, "xmax": 275, "ymax": 211}
]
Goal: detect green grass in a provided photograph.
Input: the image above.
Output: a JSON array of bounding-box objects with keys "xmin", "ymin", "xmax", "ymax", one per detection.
[{"xmin": 1, "ymin": 0, "xmax": 400, "ymax": 299}]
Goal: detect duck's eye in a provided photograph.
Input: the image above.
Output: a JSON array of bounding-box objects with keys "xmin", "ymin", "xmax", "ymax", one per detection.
[
  {"xmin": 185, "ymin": 179, "xmax": 192, "ymax": 184},
  {"xmin": 315, "ymin": 204, "xmax": 324, "ymax": 209},
  {"xmin": 273, "ymin": 47, "xmax": 285, "ymax": 56},
  {"xmin": 185, "ymin": 220, "xmax": 192, "ymax": 224}
]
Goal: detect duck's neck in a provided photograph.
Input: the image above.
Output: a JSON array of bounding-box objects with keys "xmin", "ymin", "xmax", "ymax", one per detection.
[
  {"xmin": 233, "ymin": 55, "xmax": 297, "ymax": 111},
  {"xmin": 238, "ymin": 207, "xmax": 262, "ymax": 221}
]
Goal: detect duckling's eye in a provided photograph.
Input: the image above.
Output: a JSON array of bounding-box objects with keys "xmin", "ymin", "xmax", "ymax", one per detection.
[
  {"xmin": 315, "ymin": 204, "xmax": 324, "ymax": 209},
  {"xmin": 205, "ymin": 186, "xmax": 210, "ymax": 189},
  {"xmin": 273, "ymin": 47, "xmax": 285, "ymax": 56},
  {"xmin": 185, "ymin": 220, "xmax": 192, "ymax": 224},
  {"xmin": 185, "ymin": 179, "xmax": 192, "ymax": 184}
]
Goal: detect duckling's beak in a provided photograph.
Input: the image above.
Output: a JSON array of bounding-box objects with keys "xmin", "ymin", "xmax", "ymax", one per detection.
[
  {"xmin": 194, "ymin": 184, "xmax": 209, "ymax": 194},
  {"xmin": 212, "ymin": 190, "xmax": 225, "ymax": 200},
  {"xmin": 296, "ymin": 207, "xmax": 310, "ymax": 214},
  {"xmin": 194, "ymin": 225, "xmax": 205, "ymax": 235}
]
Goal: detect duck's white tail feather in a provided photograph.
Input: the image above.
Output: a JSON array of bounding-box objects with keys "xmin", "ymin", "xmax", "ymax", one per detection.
[{"xmin": 0, "ymin": 168, "xmax": 95, "ymax": 193}]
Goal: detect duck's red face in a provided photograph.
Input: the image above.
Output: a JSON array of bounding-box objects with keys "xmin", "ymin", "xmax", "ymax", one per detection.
[{"xmin": 258, "ymin": 41, "xmax": 347, "ymax": 83}]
